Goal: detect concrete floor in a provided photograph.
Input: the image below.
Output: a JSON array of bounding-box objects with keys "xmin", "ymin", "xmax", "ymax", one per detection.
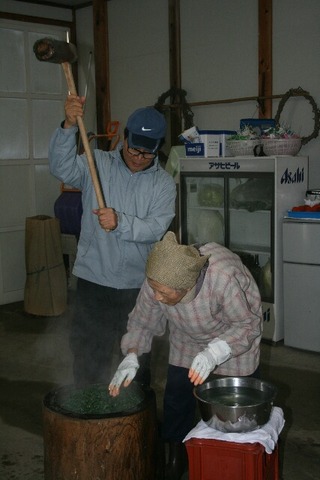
[{"xmin": 0, "ymin": 294, "xmax": 320, "ymax": 480}]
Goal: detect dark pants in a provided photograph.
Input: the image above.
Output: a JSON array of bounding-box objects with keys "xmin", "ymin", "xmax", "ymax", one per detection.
[
  {"xmin": 162, "ymin": 364, "xmax": 261, "ymax": 442},
  {"xmin": 70, "ymin": 278, "xmax": 150, "ymax": 386}
]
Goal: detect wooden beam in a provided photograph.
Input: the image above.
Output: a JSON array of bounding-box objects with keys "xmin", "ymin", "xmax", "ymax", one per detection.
[
  {"xmin": 160, "ymin": 90, "xmax": 308, "ymax": 110},
  {"xmin": 92, "ymin": 0, "xmax": 110, "ymax": 146},
  {"xmin": 258, "ymin": 0, "xmax": 273, "ymax": 118}
]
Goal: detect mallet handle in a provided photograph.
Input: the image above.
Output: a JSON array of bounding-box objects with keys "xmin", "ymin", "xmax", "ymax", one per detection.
[{"xmin": 61, "ymin": 62, "xmax": 106, "ymax": 209}]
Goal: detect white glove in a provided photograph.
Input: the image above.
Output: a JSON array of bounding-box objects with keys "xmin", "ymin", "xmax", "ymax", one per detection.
[
  {"xmin": 189, "ymin": 339, "xmax": 231, "ymax": 386},
  {"xmin": 108, "ymin": 353, "xmax": 139, "ymax": 396}
]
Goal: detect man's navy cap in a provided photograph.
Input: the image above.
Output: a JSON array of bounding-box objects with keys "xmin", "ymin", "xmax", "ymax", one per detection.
[{"xmin": 126, "ymin": 107, "xmax": 166, "ymax": 153}]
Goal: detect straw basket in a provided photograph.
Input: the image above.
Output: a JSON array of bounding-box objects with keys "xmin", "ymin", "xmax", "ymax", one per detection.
[
  {"xmin": 261, "ymin": 138, "xmax": 302, "ymax": 156},
  {"xmin": 227, "ymin": 139, "xmax": 260, "ymax": 156}
]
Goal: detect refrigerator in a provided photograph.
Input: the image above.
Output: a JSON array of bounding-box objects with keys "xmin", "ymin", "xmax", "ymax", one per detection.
[
  {"xmin": 283, "ymin": 218, "xmax": 320, "ymax": 352},
  {"xmin": 178, "ymin": 155, "xmax": 308, "ymax": 342}
]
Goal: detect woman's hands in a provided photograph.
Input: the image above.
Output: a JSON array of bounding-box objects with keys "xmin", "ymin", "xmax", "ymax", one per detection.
[
  {"xmin": 189, "ymin": 339, "xmax": 232, "ymax": 385},
  {"xmin": 108, "ymin": 353, "xmax": 140, "ymax": 397}
]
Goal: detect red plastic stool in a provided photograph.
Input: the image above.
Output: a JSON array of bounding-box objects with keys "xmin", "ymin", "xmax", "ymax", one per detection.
[{"xmin": 185, "ymin": 438, "xmax": 279, "ymax": 480}]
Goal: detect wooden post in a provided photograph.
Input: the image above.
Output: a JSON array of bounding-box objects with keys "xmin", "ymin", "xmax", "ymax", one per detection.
[
  {"xmin": 92, "ymin": 0, "xmax": 111, "ymax": 147},
  {"xmin": 258, "ymin": 0, "xmax": 273, "ymax": 118},
  {"xmin": 168, "ymin": 0, "xmax": 182, "ymax": 142}
]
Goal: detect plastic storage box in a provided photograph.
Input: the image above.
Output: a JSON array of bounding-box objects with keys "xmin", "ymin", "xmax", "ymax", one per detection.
[{"xmin": 185, "ymin": 438, "xmax": 279, "ymax": 480}]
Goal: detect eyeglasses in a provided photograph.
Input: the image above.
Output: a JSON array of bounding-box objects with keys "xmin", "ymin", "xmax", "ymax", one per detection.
[{"xmin": 127, "ymin": 145, "xmax": 157, "ymax": 160}]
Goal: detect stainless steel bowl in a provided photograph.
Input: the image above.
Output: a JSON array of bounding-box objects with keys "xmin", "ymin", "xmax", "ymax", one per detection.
[{"xmin": 194, "ymin": 377, "xmax": 277, "ymax": 433}]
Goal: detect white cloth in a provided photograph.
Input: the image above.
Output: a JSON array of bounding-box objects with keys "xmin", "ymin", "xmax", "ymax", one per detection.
[{"xmin": 183, "ymin": 406, "xmax": 285, "ymax": 454}]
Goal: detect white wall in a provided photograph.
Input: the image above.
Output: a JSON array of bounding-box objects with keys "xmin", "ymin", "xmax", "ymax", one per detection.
[
  {"xmin": 75, "ymin": 6, "xmax": 96, "ymax": 133},
  {"xmin": 3, "ymin": 0, "xmax": 320, "ymax": 184},
  {"xmin": 273, "ymin": 0, "xmax": 320, "ymax": 188},
  {"xmin": 180, "ymin": 0, "xmax": 258, "ymax": 130},
  {"xmin": 103, "ymin": 0, "xmax": 320, "ymax": 187},
  {"xmin": 1, "ymin": 0, "xmax": 320, "ymax": 304},
  {"xmin": 107, "ymin": 0, "xmax": 170, "ymax": 137}
]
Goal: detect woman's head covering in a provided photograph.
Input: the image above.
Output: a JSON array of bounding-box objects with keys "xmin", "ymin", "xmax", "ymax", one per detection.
[{"xmin": 146, "ymin": 231, "xmax": 210, "ymax": 290}]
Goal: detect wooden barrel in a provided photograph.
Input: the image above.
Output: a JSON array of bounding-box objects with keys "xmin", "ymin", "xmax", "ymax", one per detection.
[{"xmin": 43, "ymin": 383, "xmax": 158, "ymax": 480}]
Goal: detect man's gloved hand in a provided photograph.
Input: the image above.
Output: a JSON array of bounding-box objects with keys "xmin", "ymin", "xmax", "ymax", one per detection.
[
  {"xmin": 108, "ymin": 352, "xmax": 139, "ymax": 397},
  {"xmin": 188, "ymin": 339, "xmax": 231, "ymax": 386}
]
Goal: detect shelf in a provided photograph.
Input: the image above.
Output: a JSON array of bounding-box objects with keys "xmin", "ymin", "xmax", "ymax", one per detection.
[
  {"xmin": 286, "ymin": 211, "xmax": 320, "ymax": 219},
  {"xmin": 230, "ymin": 244, "xmax": 270, "ymax": 255},
  {"xmin": 188, "ymin": 205, "xmax": 224, "ymax": 210},
  {"xmin": 188, "ymin": 205, "xmax": 271, "ymax": 214}
]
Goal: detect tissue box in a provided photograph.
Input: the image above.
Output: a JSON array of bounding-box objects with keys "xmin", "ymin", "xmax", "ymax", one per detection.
[
  {"xmin": 185, "ymin": 130, "xmax": 236, "ymax": 158},
  {"xmin": 185, "ymin": 439, "xmax": 279, "ymax": 480}
]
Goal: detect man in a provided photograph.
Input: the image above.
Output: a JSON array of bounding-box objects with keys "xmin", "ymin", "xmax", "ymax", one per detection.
[
  {"xmin": 109, "ymin": 231, "xmax": 263, "ymax": 480},
  {"xmin": 48, "ymin": 95, "xmax": 176, "ymax": 386}
]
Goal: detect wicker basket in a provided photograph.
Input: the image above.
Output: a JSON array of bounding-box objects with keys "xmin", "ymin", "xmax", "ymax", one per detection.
[
  {"xmin": 227, "ymin": 139, "xmax": 260, "ymax": 157},
  {"xmin": 261, "ymin": 138, "xmax": 302, "ymax": 156}
]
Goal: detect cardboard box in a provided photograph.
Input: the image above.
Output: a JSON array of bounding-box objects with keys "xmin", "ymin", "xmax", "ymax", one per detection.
[
  {"xmin": 199, "ymin": 130, "xmax": 220, "ymax": 157},
  {"xmin": 185, "ymin": 130, "xmax": 236, "ymax": 157}
]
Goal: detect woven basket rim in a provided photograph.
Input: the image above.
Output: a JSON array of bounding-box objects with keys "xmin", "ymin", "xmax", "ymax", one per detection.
[
  {"xmin": 227, "ymin": 139, "xmax": 260, "ymax": 143},
  {"xmin": 261, "ymin": 138, "xmax": 301, "ymax": 143},
  {"xmin": 227, "ymin": 139, "xmax": 260, "ymax": 156},
  {"xmin": 261, "ymin": 138, "xmax": 301, "ymax": 155}
]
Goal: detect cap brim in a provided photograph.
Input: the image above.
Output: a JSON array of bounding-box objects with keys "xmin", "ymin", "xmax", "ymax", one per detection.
[{"xmin": 128, "ymin": 132, "xmax": 161, "ymax": 153}]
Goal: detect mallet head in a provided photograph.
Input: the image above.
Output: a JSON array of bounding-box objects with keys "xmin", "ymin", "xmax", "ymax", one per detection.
[{"xmin": 33, "ymin": 37, "xmax": 78, "ymax": 64}]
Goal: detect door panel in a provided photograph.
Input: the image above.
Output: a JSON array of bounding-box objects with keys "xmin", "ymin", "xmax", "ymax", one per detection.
[{"xmin": 0, "ymin": 20, "xmax": 68, "ymax": 304}]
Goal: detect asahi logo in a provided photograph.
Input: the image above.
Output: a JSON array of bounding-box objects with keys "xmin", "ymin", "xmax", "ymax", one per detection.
[{"xmin": 280, "ymin": 167, "xmax": 304, "ymax": 184}]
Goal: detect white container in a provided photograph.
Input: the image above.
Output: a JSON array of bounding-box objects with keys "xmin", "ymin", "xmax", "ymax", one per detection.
[
  {"xmin": 283, "ymin": 219, "xmax": 320, "ymax": 352},
  {"xmin": 185, "ymin": 130, "xmax": 236, "ymax": 157},
  {"xmin": 198, "ymin": 130, "xmax": 220, "ymax": 157},
  {"xmin": 199, "ymin": 130, "xmax": 236, "ymax": 157}
]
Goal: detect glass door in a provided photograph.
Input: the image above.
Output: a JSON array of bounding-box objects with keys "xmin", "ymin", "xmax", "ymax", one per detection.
[
  {"xmin": 180, "ymin": 172, "xmax": 274, "ymax": 302},
  {"xmin": 228, "ymin": 174, "xmax": 274, "ymax": 302},
  {"xmin": 181, "ymin": 174, "xmax": 225, "ymax": 246}
]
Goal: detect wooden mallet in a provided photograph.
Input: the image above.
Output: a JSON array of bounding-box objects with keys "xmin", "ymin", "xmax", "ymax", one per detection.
[{"xmin": 33, "ymin": 37, "xmax": 106, "ymax": 210}]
